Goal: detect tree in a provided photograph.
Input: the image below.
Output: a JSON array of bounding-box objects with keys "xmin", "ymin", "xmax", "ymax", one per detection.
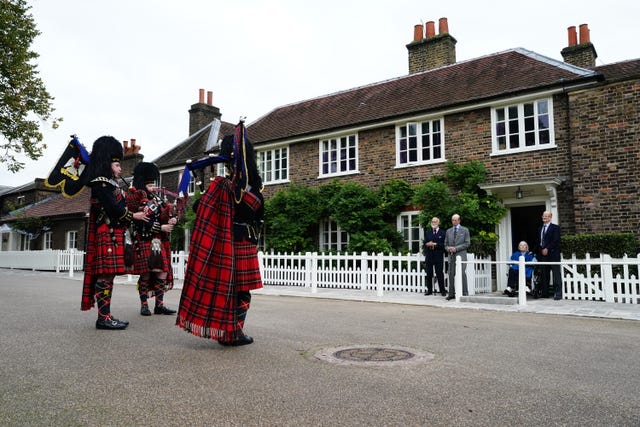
[
  {"xmin": 413, "ymin": 160, "xmax": 507, "ymax": 256},
  {"xmin": 1, "ymin": 0, "xmax": 60, "ymax": 172}
]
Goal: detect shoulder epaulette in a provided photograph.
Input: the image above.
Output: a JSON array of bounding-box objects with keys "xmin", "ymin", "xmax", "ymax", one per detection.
[{"xmin": 90, "ymin": 176, "xmax": 112, "ymax": 184}]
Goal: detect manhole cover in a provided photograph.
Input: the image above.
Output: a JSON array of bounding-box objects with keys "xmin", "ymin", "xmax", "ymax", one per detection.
[{"xmin": 314, "ymin": 345, "xmax": 435, "ymax": 366}]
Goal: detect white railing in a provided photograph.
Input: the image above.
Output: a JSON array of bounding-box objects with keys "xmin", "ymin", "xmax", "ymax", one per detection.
[
  {"xmin": 1, "ymin": 250, "xmax": 638, "ymax": 304},
  {"xmin": 478, "ymin": 253, "xmax": 640, "ymax": 305},
  {"xmin": 258, "ymin": 251, "xmax": 490, "ymax": 296},
  {"xmin": 0, "ymin": 249, "xmax": 84, "ymax": 272},
  {"xmin": 561, "ymin": 253, "xmax": 640, "ymax": 304}
]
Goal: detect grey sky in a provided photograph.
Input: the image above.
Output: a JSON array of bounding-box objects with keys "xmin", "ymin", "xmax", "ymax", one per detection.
[{"xmin": 2, "ymin": 0, "xmax": 638, "ymax": 187}]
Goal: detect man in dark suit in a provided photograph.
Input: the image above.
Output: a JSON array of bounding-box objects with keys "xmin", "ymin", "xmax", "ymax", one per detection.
[
  {"xmin": 536, "ymin": 210, "xmax": 562, "ymax": 300},
  {"xmin": 444, "ymin": 214, "xmax": 471, "ymax": 300},
  {"xmin": 424, "ymin": 217, "xmax": 446, "ymax": 296}
]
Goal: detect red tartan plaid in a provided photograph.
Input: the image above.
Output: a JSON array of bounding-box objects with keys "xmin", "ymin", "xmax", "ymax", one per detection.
[
  {"xmin": 126, "ymin": 188, "xmax": 174, "ymax": 287},
  {"xmin": 235, "ymin": 240, "xmax": 262, "ymax": 292},
  {"xmin": 128, "ymin": 237, "xmax": 173, "ymax": 288},
  {"xmin": 82, "ymin": 221, "xmax": 127, "ymax": 311},
  {"xmin": 176, "ymin": 177, "xmax": 237, "ymax": 340}
]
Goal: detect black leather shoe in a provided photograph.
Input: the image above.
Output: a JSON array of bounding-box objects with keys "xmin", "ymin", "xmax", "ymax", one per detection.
[
  {"xmin": 154, "ymin": 305, "xmax": 176, "ymax": 315},
  {"xmin": 440, "ymin": 292, "xmax": 447, "ymax": 296},
  {"xmin": 446, "ymin": 295, "xmax": 455, "ymax": 301},
  {"xmin": 96, "ymin": 317, "xmax": 127, "ymax": 330},
  {"xmin": 111, "ymin": 316, "xmax": 129, "ymax": 326},
  {"xmin": 554, "ymin": 295, "xmax": 562, "ymax": 300},
  {"xmin": 140, "ymin": 305, "xmax": 152, "ymax": 316},
  {"xmin": 219, "ymin": 334, "xmax": 254, "ymax": 347},
  {"xmin": 424, "ymin": 290, "xmax": 433, "ymax": 296}
]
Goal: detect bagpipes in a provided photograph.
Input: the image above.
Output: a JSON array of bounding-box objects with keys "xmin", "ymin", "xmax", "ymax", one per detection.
[
  {"xmin": 175, "ymin": 118, "xmax": 250, "ymax": 214},
  {"xmin": 45, "ymin": 135, "xmax": 91, "ymax": 197}
]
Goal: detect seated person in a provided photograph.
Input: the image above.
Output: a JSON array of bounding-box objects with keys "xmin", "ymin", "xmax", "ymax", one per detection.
[{"xmin": 504, "ymin": 241, "xmax": 536, "ymax": 297}]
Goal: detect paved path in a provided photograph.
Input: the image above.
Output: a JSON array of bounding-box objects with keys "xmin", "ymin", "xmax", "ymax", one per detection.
[{"xmin": 1, "ymin": 269, "xmax": 639, "ymax": 426}]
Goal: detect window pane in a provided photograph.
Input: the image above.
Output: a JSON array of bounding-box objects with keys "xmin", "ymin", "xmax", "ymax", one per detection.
[
  {"xmin": 524, "ymin": 102, "xmax": 534, "ymax": 116},
  {"xmin": 525, "ymin": 132, "xmax": 535, "ymax": 146},
  {"xmin": 537, "ymin": 99, "xmax": 548, "ymax": 114},
  {"xmin": 539, "ymin": 130, "xmax": 550, "ymax": 145},
  {"xmin": 509, "ymin": 134, "xmax": 519, "ymax": 149}
]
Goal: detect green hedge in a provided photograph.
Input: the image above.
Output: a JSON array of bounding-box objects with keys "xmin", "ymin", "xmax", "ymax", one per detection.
[{"xmin": 561, "ymin": 233, "xmax": 639, "ymax": 258}]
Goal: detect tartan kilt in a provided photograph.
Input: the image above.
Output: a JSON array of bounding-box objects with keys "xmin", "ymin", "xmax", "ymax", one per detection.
[
  {"xmin": 234, "ymin": 239, "xmax": 263, "ymax": 292},
  {"xmin": 82, "ymin": 222, "xmax": 127, "ymax": 311},
  {"xmin": 88, "ymin": 223, "xmax": 128, "ymax": 274},
  {"xmin": 129, "ymin": 237, "xmax": 171, "ymax": 275}
]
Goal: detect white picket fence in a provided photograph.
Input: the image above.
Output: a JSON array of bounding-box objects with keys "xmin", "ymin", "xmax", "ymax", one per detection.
[
  {"xmin": 1, "ymin": 250, "xmax": 638, "ymax": 304},
  {"xmin": 0, "ymin": 249, "xmax": 84, "ymax": 273},
  {"xmin": 258, "ymin": 251, "xmax": 491, "ymax": 295}
]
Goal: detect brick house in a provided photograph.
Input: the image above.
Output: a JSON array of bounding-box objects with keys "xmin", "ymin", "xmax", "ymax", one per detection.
[{"xmin": 156, "ymin": 19, "xmax": 639, "ymax": 278}]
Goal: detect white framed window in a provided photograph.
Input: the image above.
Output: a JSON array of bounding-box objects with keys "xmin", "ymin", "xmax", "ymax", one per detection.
[
  {"xmin": 396, "ymin": 119, "xmax": 444, "ymax": 166},
  {"xmin": 66, "ymin": 231, "xmax": 78, "ymax": 250},
  {"xmin": 492, "ymin": 98, "xmax": 553, "ymax": 153},
  {"xmin": 319, "ymin": 134, "xmax": 358, "ymax": 177},
  {"xmin": 258, "ymin": 147, "xmax": 288, "ymax": 184},
  {"xmin": 397, "ymin": 211, "xmax": 423, "ymax": 254},
  {"xmin": 319, "ymin": 219, "xmax": 349, "ymax": 252},
  {"xmin": 188, "ymin": 174, "xmax": 197, "ymax": 195},
  {"xmin": 21, "ymin": 234, "xmax": 31, "ymax": 251},
  {"xmin": 43, "ymin": 232, "xmax": 53, "ymax": 250}
]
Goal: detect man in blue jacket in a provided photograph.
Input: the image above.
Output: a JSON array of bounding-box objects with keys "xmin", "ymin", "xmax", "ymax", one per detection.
[
  {"xmin": 424, "ymin": 217, "xmax": 446, "ymax": 296},
  {"xmin": 536, "ymin": 211, "xmax": 562, "ymax": 300}
]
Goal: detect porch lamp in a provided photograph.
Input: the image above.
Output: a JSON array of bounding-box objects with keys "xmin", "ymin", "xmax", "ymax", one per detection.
[{"xmin": 516, "ymin": 186, "xmax": 524, "ymax": 199}]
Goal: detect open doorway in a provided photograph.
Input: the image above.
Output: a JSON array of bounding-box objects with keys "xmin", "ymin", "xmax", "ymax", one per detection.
[{"xmin": 510, "ymin": 205, "xmax": 545, "ymax": 252}]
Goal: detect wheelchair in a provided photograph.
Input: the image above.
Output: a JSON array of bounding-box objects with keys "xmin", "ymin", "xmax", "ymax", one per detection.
[{"xmin": 503, "ymin": 265, "xmax": 540, "ymax": 297}]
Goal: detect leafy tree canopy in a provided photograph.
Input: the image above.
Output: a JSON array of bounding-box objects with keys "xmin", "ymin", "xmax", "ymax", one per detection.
[
  {"xmin": 1, "ymin": 0, "xmax": 60, "ymax": 172},
  {"xmin": 413, "ymin": 160, "xmax": 507, "ymax": 256}
]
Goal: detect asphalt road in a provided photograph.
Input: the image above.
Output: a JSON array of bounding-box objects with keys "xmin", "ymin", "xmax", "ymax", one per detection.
[{"xmin": 1, "ymin": 269, "xmax": 639, "ymax": 426}]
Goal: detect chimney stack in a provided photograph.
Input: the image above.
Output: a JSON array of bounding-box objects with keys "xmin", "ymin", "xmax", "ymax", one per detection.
[
  {"xmin": 189, "ymin": 88, "xmax": 221, "ymax": 136},
  {"xmin": 561, "ymin": 23, "xmax": 597, "ymax": 68},
  {"xmin": 121, "ymin": 138, "xmax": 143, "ymax": 177},
  {"xmin": 406, "ymin": 17, "xmax": 457, "ymax": 74}
]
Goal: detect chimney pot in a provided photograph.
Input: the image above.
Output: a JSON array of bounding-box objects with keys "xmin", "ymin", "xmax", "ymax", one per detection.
[
  {"xmin": 425, "ymin": 21, "xmax": 436, "ymax": 38},
  {"xmin": 567, "ymin": 26, "xmax": 577, "ymax": 46},
  {"xmin": 198, "ymin": 88, "xmax": 205, "ymax": 103},
  {"xmin": 438, "ymin": 17, "xmax": 449, "ymax": 34},
  {"xmin": 579, "ymin": 23, "xmax": 590, "ymax": 44},
  {"xmin": 123, "ymin": 140, "xmax": 129, "ymax": 149},
  {"xmin": 131, "ymin": 138, "xmax": 136, "ymax": 147},
  {"xmin": 413, "ymin": 24, "xmax": 423, "ymax": 41},
  {"xmin": 207, "ymin": 91, "xmax": 213, "ymax": 105}
]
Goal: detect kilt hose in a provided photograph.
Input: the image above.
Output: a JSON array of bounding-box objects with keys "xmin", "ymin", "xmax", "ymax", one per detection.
[{"xmin": 176, "ymin": 177, "xmax": 262, "ymax": 342}]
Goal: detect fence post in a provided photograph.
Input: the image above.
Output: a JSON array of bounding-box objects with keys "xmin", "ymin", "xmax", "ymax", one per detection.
[
  {"xmin": 68, "ymin": 249, "xmax": 75, "ymax": 278},
  {"xmin": 360, "ymin": 252, "xmax": 368, "ymax": 291},
  {"xmin": 518, "ymin": 255, "xmax": 527, "ymax": 306},
  {"xmin": 309, "ymin": 252, "xmax": 318, "ymax": 294},
  {"xmin": 454, "ymin": 255, "xmax": 462, "ymax": 302},
  {"xmin": 467, "ymin": 253, "xmax": 476, "ymax": 296},
  {"xmin": 376, "ymin": 253, "xmax": 384, "ymax": 297},
  {"xmin": 602, "ymin": 254, "xmax": 614, "ymax": 303},
  {"xmin": 56, "ymin": 250, "xmax": 61, "ymax": 273}
]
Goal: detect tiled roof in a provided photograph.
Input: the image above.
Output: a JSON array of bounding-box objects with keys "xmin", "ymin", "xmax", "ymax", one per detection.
[
  {"xmin": 1, "ymin": 191, "xmax": 89, "ymax": 221},
  {"xmin": 247, "ymin": 48, "xmax": 605, "ymax": 143},
  {"xmin": 592, "ymin": 59, "xmax": 640, "ymax": 80},
  {"xmin": 154, "ymin": 120, "xmax": 236, "ymax": 168}
]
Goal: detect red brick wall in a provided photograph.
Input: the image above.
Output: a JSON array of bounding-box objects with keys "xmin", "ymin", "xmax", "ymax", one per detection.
[{"xmin": 568, "ymin": 79, "xmax": 640, "ymax": 235}]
